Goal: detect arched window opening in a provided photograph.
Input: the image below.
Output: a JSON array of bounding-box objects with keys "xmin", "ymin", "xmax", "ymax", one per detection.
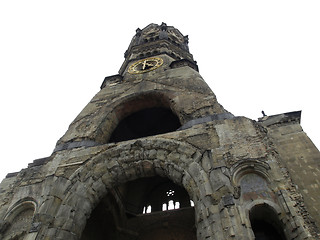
[
  {"xmin": 80, "ymin": 190, "xmax": 122, "ymax": 240},
  {"xmin": 162, "ymin": 203, "xmax": 167, "ymax": 211},
  {"xmin": 116, "ymin": 176, "xmax": 192, "ymax": 214},
  {"xmin": 158, "ymin": 189, "xmax": 181, "ymax": 212},
  {"xmin": 168, "ymin": 200, "xmax": 175, "ymax": 210},
  {"xmin": 122, "ymin": 176, "xmax": 196, "ymax": 240},
  {"xmin": 139, "ymin": 177, "xmax": 191, "ymax": 214},
  {"xmin": 109, "ymin": 107, "xmax": 181, "ymax": 143},
  {"xmin": 249, "ymin": 204, "xmax": 286, "ymax": 240},
  {"xmin": 239, "ymin": 173, "xmax": 273, "ymax": 202},
  {"xmin": 142, "ymin": 205, "xmax": 152, "ymax": 214},
  {"xmin": 81, "ymin": 176, "xmax": 196, "ymax": 240},
  {"xmin": 3, "ymin": 201, "xmax": 36, "ymax": 240}
]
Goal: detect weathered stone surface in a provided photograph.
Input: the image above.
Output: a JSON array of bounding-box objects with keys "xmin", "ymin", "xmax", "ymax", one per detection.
[
  {"xmin": 0, "ymin": 23, "xmax": 319, "ymax": 240},
  {"xmin": 259, "ymin": 112, "xmax": 320, "ymax": 236}
]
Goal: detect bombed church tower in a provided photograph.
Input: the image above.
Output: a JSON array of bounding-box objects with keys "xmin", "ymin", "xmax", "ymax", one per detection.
[{"xmin": 1, "ymin": 23, "xmax": 320, "ymax": 240}]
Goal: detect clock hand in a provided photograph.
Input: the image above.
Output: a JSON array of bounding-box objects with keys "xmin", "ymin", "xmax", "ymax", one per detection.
[{"xmin": 142, "ymin": 60, "xmax": 147, "ymax": 70}]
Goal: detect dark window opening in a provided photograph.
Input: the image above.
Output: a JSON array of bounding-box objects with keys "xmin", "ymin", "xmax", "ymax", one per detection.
[
  {"xmin": 80, "ymin": 191, "xmax": 121, "ymax": 240},
  {"xmin": 81, "ymin": 176, "xmax": 196, "ymax": 240},
  {"xmin": 250, "ymin": 204, "xmax": 286, "ymax": 240},
  {"xmin": 109, "ymin": 107, "xmax": 181, "ymax": 143}
]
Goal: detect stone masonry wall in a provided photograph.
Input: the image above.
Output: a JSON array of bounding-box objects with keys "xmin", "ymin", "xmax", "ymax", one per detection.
[
  {"xmin": 1, "ymin": 22, "xmax": 319, "ymax": 240},
  {"xmin": 261, "ymin": 113, "xmax": 320, "ymax": 237},
  {"xmin": 0, "ymin": 116, "xmax": 317, "ymax": 239}
]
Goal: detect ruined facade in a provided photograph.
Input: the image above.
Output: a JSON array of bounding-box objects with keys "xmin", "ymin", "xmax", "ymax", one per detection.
[{"xmin": 0, "ymin": 23, "xmax": 320, "ymax": 240}]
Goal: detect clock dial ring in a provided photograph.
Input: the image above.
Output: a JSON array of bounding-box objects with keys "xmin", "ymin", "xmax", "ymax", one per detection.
[{"xmin": 128, "ymin": 57, "xmax": 163, "ymax": 74}]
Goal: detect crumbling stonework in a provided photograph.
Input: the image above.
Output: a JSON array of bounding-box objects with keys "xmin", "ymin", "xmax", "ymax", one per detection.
[{"xmin": 1, "ymin": 23, "xmax": 319, "ymax": 240}]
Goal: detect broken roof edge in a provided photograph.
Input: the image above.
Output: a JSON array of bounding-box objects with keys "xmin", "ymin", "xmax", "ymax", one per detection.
[{"xmin": 258, "ymin": 110, "xmax": 301, "ymax": 127}]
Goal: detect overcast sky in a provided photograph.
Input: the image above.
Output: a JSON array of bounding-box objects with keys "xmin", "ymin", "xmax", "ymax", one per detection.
[{"xmin": 0, "ymin": 1, "xmax": 319, "ymax": 181}]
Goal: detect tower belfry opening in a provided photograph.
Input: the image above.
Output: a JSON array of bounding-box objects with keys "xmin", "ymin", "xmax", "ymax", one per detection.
[
  {"xmin": 1, "ymin": 22, "xmax": 320, "ymax": 240},
  {"xmin": 106, "ymin": 92, "xmax": 182, "ymax": 143},
  {"xmin": 109, "ymin": 107, "xmax": 181, "ymax": 143}
]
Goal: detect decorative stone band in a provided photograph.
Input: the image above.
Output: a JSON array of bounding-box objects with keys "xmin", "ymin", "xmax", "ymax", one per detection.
[
  {"xmin": 178, "ymin": 113, "xmax": 234, "ymax": 130},
  {"xmin": 53, "ymin": 139, "xmax": 101, "ymax": 153}
]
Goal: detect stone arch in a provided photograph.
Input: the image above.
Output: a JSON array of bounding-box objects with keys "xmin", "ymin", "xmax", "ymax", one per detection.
[
  {"xmin": 95, "ymin": 91, "xmax": 182, "ymax": 144},
  {"xmin": 245, "ymin": 199, "xmax": 282, "ymax": 216},
  {"xmin": 236, "ymin": 165, "xmax": 310, "ymax": 239},
  {"xmin": 246, "ymin": 201, "xmax": 287, "ymax": 240},
  {"xmin": 231, "ymin": 159, "xmax": 271, "ymax": 186},
  {"xmin": 52, "ymin": 138, "xmax": 206, "ymax": 239},
  {"xmin": 231, "ymin": 160, "xmax": 274, "ymax": 202},
  {"xmin": 1, "ymin": 198, "xmax": 37, "ymax": 240},
  {"xmin": 80, "ymin": 176, "xmax": 196, "ymax": 240}
]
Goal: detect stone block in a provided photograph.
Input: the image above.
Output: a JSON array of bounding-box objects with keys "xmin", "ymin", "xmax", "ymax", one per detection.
[{"xmin": 56, "ymin": 229, "xmax": 77, "ymax": 240}]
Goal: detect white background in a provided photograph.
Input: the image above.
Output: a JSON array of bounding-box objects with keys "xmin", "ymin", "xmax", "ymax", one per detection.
[{"xmin": 0, "ymin": 1, "xmax": 319, "ymax": 181}]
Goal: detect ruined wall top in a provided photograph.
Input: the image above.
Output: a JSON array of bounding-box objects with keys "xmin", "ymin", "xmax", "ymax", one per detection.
[{"xmin": 119, "ymin": 23, "xmax": 195, "ymax": 74}]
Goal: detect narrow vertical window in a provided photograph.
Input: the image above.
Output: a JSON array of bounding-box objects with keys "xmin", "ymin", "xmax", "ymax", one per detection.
[
  {"xmin": 162, "ymin": 203, "xmax": 167, "ymax": 211},
  {"xmin": 146, "ymin": 205, "xmax": 152, "ymax": 213},
  {"xmin": 168, "ymin": 200, "xmax": 175, "ymax": 210}
]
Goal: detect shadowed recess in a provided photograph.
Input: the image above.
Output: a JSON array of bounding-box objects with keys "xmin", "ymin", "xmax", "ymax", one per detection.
[{"xmin": 109, "ymin": 107, "xmax": 181, "ymax": 143}]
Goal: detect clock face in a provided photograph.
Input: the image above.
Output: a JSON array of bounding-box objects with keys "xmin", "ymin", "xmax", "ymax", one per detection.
[{"xmin": 128, "ymin": 57, "xmax": 163, "ymax": 74}]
